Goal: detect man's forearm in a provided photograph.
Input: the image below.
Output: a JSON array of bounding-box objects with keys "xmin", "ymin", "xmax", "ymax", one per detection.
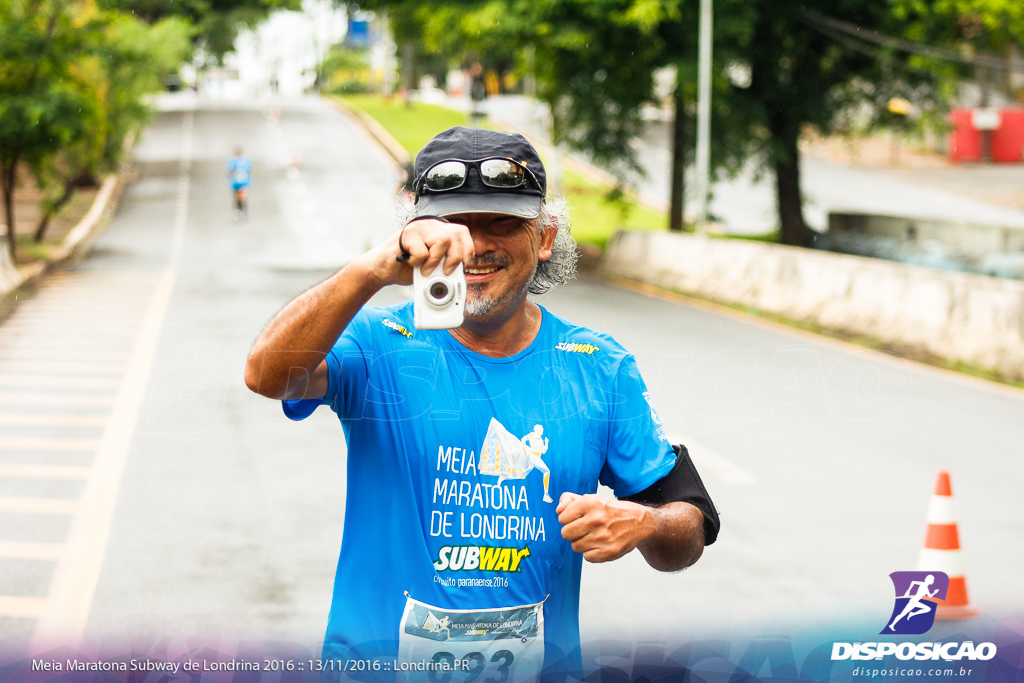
[
  {"xmin": 245, "ymin": 218, "xmax": 475, "ymax": 400},
  {"xmin": 244, "ymin": 258, "xmax": 382, "ymax": 399},
  {"xmin": 636, "ymin": 501, "xmax": 705, "ymax": 572}
]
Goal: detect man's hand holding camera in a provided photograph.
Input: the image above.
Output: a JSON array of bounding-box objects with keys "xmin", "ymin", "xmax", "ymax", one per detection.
[
  {"xmin": 368, "ymin": 218, "xmax": 475, "ymax": 287},
  {"xmin": 244, "ymin": 218, "xmax": 471, "ymax": 401}
]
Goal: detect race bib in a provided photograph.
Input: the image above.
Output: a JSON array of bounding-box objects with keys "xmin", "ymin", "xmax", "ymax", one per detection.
[{"xmin": 397, "ymin": 595, "xmax": 544, "ymax": 683}]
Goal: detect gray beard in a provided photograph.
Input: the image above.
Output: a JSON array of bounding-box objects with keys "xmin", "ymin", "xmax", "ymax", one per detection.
[
  {"xmin": 464, "ymin": 292, "xmax": 499, "ymax": 317},
  {"xmin": 464, "ymin": 265, "xmax": 536, "ymax": 318}
]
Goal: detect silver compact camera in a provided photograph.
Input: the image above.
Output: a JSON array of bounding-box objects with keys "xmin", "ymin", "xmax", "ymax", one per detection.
[{"xmin": 413, "ymin": 256, "xmax": 466, "ymax": 330}]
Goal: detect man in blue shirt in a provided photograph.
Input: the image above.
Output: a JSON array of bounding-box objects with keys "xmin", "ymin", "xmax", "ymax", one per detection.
[{"xmin": 245, "ymin": 127, "xmax": 717, "ymax": 681}]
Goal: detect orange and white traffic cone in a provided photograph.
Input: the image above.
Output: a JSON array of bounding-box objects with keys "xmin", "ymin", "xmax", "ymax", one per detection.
[{"xmin": 917, "ymin": 471, "xmax": 979, "ymax": 620}]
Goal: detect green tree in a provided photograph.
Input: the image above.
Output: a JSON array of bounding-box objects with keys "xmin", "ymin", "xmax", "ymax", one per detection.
[
  {"xmin": 351, "ymin": 1, "xmax": 757, "ymax": 235},
  {"xmin": 28, "ymin": 55, "xmax": 107, "ymax": 243},
  {"xmin": 100, "ymin": 0, "xmax": 300, "ymax": 63},
  {"xmin": 100, "ymin": 15, "xmax": 192, "ymax": 167},
  {"xmin": 723, "ymin": 0, "xmax": 899, "ymax": 245},
  {"xmin": 321, "ymin": 43, "xmax": 371, "ymax": 93},
  {"xmin": 0, "ymin": 0, "xmax": 105, "ymax": 263},
  {"xmin": 28, "ymin": 13, "xmax": 191, "ymax": 243},
  {"xmin": 1, "ymin": 0, "xmax": 192, "ymax": 260},
  {"xmin": 521, "ymin": 0, "xmax": 951, "ymax": 245},
  {"xmin": 358, "ymin": 0, "xmax": 967, "ymax": 246},
  {"xmin": 891, "ymin": 0, "xmax": 1024, "ymax": 159},
  {"xmin": 353, "ymin": 2, "xmax": 524, "ymax": 97}
]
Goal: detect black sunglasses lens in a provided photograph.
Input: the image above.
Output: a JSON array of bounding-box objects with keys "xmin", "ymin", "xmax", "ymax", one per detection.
[
  {"xmin": 425, "ymin": 161, "xmax": 467, "ymax": 191},
  {"xmin": 479, "ymin": 159, "xmax": 525, "ymax": 188}
]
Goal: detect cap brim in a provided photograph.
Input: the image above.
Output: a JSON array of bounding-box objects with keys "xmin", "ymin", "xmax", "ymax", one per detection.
[{"xmin": 416, "ymin": 192, "xmax": 542, "ymax": 219}]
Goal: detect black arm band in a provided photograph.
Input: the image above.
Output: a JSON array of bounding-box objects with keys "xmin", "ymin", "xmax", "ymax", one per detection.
[
  {"xmin": 621, "ymin": 444, "xmax": 720, "ymax": 545},
  {"xmin": 396, "ymin": 214, "xmax": 451, "ymax": 262}
]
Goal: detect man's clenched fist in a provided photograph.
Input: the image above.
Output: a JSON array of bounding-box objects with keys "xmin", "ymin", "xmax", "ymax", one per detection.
[{"xmin": 556, "ymin": 492, "xmax": 656, "ymax": 563}]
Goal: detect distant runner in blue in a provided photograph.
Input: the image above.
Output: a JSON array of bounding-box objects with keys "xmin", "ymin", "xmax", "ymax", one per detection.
[
  {"xmin": 245, "ymin": 127, "xmax": 719, "ymax": 682},
  {"xmin": 226, "ymin": 147, "xmax": 252, "ymax": 220}
]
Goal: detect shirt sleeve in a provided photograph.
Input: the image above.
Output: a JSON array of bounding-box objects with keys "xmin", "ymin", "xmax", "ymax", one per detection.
[
  {"xmin": 598, "ymin": 354, "xmax": 675, "ymax": 497},
  {"xmin": 281, "ymin": 310, "xmax": 373, "ymax": 421}
]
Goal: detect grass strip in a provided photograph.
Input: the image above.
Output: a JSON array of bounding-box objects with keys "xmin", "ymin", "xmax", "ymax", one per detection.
[{"xmin": 339, "ymin": 94, "xmax": 667, "ymax": 249}]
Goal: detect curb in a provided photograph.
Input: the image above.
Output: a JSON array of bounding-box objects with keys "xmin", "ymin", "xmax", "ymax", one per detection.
[{"xmin": 0, "ymin": 151, "xmax": 133, "ymax": 312}]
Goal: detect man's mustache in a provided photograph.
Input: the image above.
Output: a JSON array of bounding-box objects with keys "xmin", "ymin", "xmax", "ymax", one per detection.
[{"xmin": 465, "ymin": 255, "xmax": 511, "ymax": 268}]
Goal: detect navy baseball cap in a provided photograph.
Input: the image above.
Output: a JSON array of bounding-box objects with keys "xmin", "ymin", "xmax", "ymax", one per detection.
[{"xmin": 413, "ymin": 127, "xmax": 547, "ymax": 219}]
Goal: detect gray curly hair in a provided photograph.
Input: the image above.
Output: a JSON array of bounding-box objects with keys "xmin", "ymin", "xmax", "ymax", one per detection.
[{"xmin": 396, "ymin": 194, "xmax": 578, "ymax": 296}]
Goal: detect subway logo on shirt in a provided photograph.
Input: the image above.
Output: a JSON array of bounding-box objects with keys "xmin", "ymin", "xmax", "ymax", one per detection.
[{"xmin": 434, "ymin": 545, "xmax": 531, "ymax": 572}]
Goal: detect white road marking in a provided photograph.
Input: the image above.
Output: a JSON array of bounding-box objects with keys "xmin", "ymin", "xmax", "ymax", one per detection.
[
  {"xmin": 7, "ymin": 315, "xmax": 145, "ymax": 324},
  {"xmin": 0, "ymin": 596, "xmax": 48, "ymax": 619},
  {"xmin": 0, "ymin": 541, "xmax": 65, "ymax": 561},
  {"xmin": 0, "ymin": 498, "xmax": 80, "ymax": 514},
  {"xmin": 0, "ymin": 338, "xmax": 134, "ymax": 351},
  {"xmin": 0, "ymin": 325, "xmax": 138, "ymax": 334},
  {"xmin": 29, "ymin": 107, "xmax": 193, "ymax": 649},
  {"xmin": 0, "ymin": 395, "xmax": 115, "ymax": 407},
  {"xmin": 0, "ymin": 437, "xmax": 101, "ymax": 451},
  {"xmin": 0, "ymin": 414, "xmax": 108, "ymax": 427},
  {"xmin": 0, "ymin": 360, "xmax": 127, "ymax": 375},
  {"xmin": 667, "ymin": 432, "xmax": 755, "ymax": 485},
  {"xmin": 0, "ymin": 348, "xmax": 129, "ymax": 361},
  {"xmin": 0, "ymin": 464, "xmax": 92, "ymax": 479},
  {"xmin": 0, "ymin": 339, "xmax": 135, "ymax": 352},
  {"xmin": 0, "ymin": 375, "xmax": 120, "ymax": 389}
]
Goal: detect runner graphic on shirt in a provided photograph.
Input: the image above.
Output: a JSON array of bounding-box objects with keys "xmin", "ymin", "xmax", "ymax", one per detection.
[
  {"xmin": 521, "ymin": 425, "xmax": 552, "ymax": 503},
  {"xmin": 479, "ymin": 418, "xmax": 553, "ymax": 503}
]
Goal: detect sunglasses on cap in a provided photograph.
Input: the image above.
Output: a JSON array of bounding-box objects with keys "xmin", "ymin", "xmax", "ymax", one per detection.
[{"xmin": 414, "ymin": 157, "xmax": 542, "ymax": 197}]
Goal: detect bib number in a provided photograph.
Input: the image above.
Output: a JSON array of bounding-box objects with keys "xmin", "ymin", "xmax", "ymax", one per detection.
[{"xmin": 397, "ymin": 596, "xmax": 543, "ymax": 683}]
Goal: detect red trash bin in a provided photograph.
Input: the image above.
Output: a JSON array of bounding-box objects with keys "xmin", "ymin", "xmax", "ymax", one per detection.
[{"xmin": 949, "ymin": 107, "xmax": 1024, "ymax": 163}]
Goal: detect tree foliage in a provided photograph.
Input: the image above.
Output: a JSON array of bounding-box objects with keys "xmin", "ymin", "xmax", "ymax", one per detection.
[
  {"xmin": 98, "ymin": 0, "xmax": 299, "ymax": 63},
  {"xmin": 321, "ymin": 43, "xmax": 372, "ymax": 93},
  {"xmin": 1, "ymin": 0, "xmax": 104, "ymax": 262},
  {"xmin": 355, "ymin": 0, "xmax": 1016, "ymax": 246},
  {"xmin": 892, "ymin": 0, "xmax": 1024, "ymax": 110},
  {"xmin": 516, "ymin": 0, "xmax": 948, "ymax": 245},
  {"xmin": 0, "ymin": 0, "xmax": 191, "ymax": 262},
  {"xmin": 29, "ymin": 13, "xmax": 191, "ymax": 242},
  {"xmin": 100, "ymin": 14, "xmax": 192, "ymax": 166}
]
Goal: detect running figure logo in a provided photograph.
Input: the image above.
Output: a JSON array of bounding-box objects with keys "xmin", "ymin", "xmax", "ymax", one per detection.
[
  {"xmin": 479, "ymin": 418, "xmax": 553, "ymax": 503},
  {"xmin": 881, "ymin": 571, "xmax": 949, "ymax": 635},
  {"xmin": 422, "ymin": 612, "xmax": 451, "ymax": 639}
]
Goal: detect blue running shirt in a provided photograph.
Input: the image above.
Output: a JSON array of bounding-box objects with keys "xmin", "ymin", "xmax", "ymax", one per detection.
[
  {"xmin": 226, "ymin": 156, "xmax": 252, "ymax": 189},
  {"xmin": 283, "ymin": 302, "xmax": 674, "ymax": 678}
]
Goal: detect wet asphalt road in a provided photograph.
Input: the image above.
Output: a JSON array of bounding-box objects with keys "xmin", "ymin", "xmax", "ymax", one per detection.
[{"xmin": 1, "ymin": 95, "xmax": 1022, "ymax": 656}]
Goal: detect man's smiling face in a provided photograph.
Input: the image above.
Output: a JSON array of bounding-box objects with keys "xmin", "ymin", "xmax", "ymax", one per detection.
[{"xmin": 448, "ymin": 212, "xmax": 555, "ymax": 322}]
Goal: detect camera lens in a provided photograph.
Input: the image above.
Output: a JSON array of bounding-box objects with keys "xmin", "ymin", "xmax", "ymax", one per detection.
[
  {"xmin": 426, "ymin": 277, "xmax": 453, "ymax": 306},
  {"xmin": 429, "ymin": 281, "xmax": 450, "ymax": 300}
]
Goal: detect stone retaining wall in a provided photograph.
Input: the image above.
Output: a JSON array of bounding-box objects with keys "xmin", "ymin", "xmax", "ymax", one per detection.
[{"xmin": 602, "ymin": 230, "xmax": 1024, "ymax": 379}]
